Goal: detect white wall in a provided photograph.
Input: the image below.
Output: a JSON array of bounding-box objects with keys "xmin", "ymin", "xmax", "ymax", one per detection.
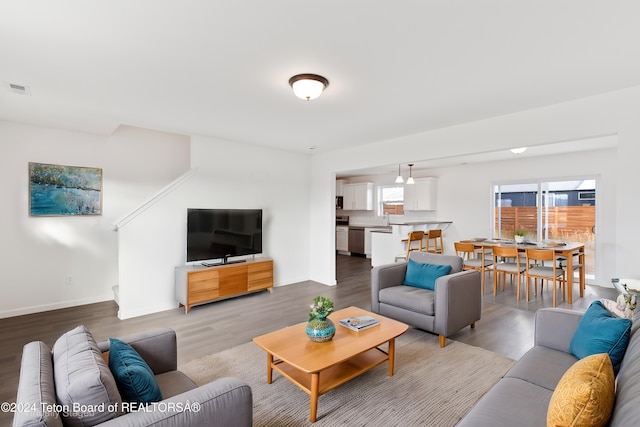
[
  {"xmin": 310, "ymin": 86, "xmax": 640, "ymax": 287},
  {"xmin": 0, "ymin": 122, "xmax": 190, "ymax": 318},
  {"xmin": 115, "ymin": 136, "xmax": 312, "ymax": 319}
]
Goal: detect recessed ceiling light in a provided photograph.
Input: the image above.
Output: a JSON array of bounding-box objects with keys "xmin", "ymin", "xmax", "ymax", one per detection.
[{"xmin": 510, "ymin": 147, "xmax": 527, "ymax": 154}]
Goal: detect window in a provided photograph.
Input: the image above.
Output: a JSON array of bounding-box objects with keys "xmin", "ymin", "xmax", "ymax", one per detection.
[
  {"xmin": 578, "ymin": 191, "xmax": 596, "ymax": 200},
  {"xmin": 493, "ymin": 179, "xmax": 596, "ymax": 278},
  {"xmin": 379, "ymin": 185, "xmax": 404, "ymax": 215}
]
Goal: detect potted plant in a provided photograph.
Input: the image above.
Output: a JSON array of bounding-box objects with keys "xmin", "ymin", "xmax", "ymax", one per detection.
[
  {"xmin": 306, "ymin": 296, "xmax": 336, "ymax": 342},
  {"xmin": 514, "ymin": 229, "xmax": 526, "ymax": 243}
]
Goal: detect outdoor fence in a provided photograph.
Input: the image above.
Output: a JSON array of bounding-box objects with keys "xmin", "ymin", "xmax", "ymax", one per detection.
[{"xmin": 496, "ymin": 206, "xmax": 596, "ymax": 275}]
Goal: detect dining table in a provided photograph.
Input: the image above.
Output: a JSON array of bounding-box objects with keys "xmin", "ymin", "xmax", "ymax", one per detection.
[{"xmin": 463, "ymin": 239, "xmax": 586, "ymax": 304}]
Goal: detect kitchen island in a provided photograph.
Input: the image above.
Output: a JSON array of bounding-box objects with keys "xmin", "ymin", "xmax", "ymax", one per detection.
[{"xmin": 370, "ymin": 221, "xmax": 452, "ymax": 267}]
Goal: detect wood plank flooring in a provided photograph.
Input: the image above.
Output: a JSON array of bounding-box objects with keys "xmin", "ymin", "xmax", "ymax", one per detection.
[{"xmin": 0, "ymin": 254, "xmax": 616, "ymax": 425}]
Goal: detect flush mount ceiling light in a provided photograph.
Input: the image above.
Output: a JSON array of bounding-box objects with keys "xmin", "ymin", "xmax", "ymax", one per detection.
[
  {"xmin": 289, "ymin": 73, "xmax": 329, "ymax": 101},
  {"xmin": 510, "ymin": 147, "xmax": 527, "ymax": 154}
]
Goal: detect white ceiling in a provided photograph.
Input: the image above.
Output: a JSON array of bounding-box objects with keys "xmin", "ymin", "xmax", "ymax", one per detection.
[
  {"xmin": 1, "ymin": 1, "xmax": 639, "ymax": 156},
  {"xmin": 337, "ymin": 134, "xmax": 619, "ymax": 178}
]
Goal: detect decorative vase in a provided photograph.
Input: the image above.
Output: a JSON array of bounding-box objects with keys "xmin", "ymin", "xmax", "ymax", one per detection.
[{"xmin": 306, "ymin": 315, "xmax": 336, "ymax": 342}]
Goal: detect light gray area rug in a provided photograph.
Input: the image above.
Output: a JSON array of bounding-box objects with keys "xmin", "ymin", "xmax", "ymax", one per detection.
[{"xmin": 180, "ymin": 328, "xmax": 516, "ymax": 426}]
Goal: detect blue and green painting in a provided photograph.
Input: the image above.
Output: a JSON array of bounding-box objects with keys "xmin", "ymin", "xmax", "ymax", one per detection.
[{"xmin": 29, "ymin": 162, "xmax": 102, "ymax": 216}]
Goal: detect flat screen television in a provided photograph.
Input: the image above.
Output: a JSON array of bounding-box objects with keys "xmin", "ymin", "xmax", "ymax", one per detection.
[{"xmin": 187, "ymin": 208, "xmax": 263, "ymax": 265}]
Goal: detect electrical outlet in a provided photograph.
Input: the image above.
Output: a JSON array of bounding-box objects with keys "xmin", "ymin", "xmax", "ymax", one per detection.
[{"xmin": 66, "ymin": 275, "xmax": 72, "ymax": 285}]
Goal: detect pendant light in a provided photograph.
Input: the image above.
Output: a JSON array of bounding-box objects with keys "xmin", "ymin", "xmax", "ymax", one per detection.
[
  {"xmin": 395, "ymin": 164, "xmax": 404, "ymax": 183},
  {"xmin": 406, "ymin": 164, "xmax": 415, "ymax": 185}
]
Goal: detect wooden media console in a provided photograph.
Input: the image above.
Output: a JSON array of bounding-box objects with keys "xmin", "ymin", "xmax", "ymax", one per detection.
[{"xmin": 175, "ymin": 258, "xmax": 273, "ymax": 313}]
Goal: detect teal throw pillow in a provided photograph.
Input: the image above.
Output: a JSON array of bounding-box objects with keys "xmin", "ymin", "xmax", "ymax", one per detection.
[
  {"xmin": 404, "ymin": 259, "xmax": 452, "ymax": 291},
  {"xmin": 108, "ymin": 338, "xmax": 162, "ymax": 404},
  {"xmin": 569, "ymin": 301, "xmax": 632, "ymax": 375}
]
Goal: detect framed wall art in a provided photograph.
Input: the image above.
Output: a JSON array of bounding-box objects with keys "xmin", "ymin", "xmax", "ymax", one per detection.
[{"xmin": 29, "ymin": 162, "xmax": 103, "ymax": 216}]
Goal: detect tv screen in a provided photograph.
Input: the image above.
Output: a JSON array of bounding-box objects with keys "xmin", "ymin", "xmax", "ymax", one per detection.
[{"xmin": 187, "ymin": 208, "xmax": 263, "ymax": 263}]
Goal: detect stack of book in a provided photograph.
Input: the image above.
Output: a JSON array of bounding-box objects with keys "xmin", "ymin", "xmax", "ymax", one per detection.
[{"xmin": 339, "ymin": 315, "xmax": 380, "ymax": 331}]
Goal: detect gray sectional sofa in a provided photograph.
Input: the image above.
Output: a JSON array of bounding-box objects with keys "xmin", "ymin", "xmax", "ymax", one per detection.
[
  {"xmin": 458, "ymin": 307, "xmax": 640, "ymax": 426},
  {"xmin": 13, "ymin": 326, "xmax": 252, "ymax": 427}
]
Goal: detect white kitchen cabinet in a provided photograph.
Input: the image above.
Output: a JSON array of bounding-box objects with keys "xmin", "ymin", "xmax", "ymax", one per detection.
[
  {"xmin": 336, "ymin": 226, "xmax": 349, "ymax": 252},
  {"xmin": 336, "ymin": 179, "xmax": 347, "ymax": 197},
  {"xmin": 343, "ymin": 182, "xmax": 373, "ymax": 210},
  {"xmin": 404, "ymin": 177, "xmax": 437, "ymax": 211}
]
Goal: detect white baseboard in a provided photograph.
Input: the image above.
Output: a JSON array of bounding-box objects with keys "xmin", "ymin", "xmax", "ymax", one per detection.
[
  {"xmin": 0, "ymin": 294, "xmax": 115, "ymax": 319},
  {"xmin": 117, "ymin": 301, "xmax": 178, "ymax": 320}
]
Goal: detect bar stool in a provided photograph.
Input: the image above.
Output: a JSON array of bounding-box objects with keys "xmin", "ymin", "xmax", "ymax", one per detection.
[
  {"xmin": 402, "ymin": 230, "xmax": 425, "ymax": 260},
  {"xmin": 425, "ymin": 229, "xmax": 444, "ymax": 254}
]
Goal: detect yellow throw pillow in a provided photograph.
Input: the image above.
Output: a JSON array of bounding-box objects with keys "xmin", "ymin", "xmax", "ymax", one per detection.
[{"xmin": 547, "ymin": 353, "xmax": 615, "ymax": 427}]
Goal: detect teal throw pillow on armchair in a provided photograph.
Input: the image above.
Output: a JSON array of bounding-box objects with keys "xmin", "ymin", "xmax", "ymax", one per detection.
[
  {"xmin": 569, "ymin": 300, "xmax": 632, "ymax": 375},
  {"xmin": 108, "ymin": 338, "xmax": 163, "ymax": 404},
  {"xmin": 404, "ymin": 259, "xmax": 452, "ymax": 291}
]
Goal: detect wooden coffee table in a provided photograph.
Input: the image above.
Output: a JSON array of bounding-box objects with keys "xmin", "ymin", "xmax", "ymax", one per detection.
[{"xmin": 252, "ymin": 306, "xmax": 408, "ymax": 422}]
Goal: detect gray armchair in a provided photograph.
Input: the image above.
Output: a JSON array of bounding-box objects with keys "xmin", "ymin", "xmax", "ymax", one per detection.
[{"xmin": 371, "ymin": 251, "xmax": 482, "ymax": 347}]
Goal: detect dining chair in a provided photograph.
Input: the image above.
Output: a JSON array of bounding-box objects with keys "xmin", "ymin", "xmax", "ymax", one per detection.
[
  {"xmin": 425, "ymin": 229, "xmax": 444, "ymax": 254},
  {"xmin": 403, "ymin": 230, "xmax": 425, "ymax": 260},
  {"xmin": 525, "ymin": 248, "xmax": 565, "ymax": 307},
  {"xmin": 492, "ymin": 245, "xmax": 526, "ymax": 300},
  {"xmin": 556, "ymin": 252, "xmax": 584, "ymax": 300},
  {"xmin": 455, "ymin": 241, "xmax": 493, "ymax": 295}
]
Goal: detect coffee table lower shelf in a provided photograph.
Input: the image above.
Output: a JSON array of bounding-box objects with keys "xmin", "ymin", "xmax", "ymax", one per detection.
[{"xmin": 272, "ymin": 346, "xmax": 389, "ymax": 396}]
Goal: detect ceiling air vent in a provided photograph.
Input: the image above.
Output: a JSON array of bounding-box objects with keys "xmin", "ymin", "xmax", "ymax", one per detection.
[{"xmin": 8, "ymin": 82, "xmax": 31, "ymax": 95}]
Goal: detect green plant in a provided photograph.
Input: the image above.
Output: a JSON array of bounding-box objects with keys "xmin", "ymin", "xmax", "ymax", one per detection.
[
  {"xmin": 515, "ymin": 229, "xmax": 526, "ymax": 237},
  {"xmin": 309, "ymin": 296, "xmax": 334, "ymax": 321}
]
